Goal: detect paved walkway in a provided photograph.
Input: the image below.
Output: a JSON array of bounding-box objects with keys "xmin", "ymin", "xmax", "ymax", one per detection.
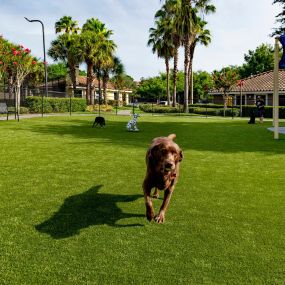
[{"xmin": 0, "ymin": 111, "xmax": 132, "ymax": 121}]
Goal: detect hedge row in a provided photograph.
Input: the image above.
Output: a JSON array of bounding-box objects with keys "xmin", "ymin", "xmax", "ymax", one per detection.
[
  {"xmin": 191, "ymin": 106, "xmax": 285, "ymax": 118},
  {"xmin": 240, "ymin": 105, "xmax": 285, "ymax": 118},
  {"xmin": 139, "ymin": 103, "xmax": 182, "ymax": 113},
  {"xmin": 189, "ymin": 107, "xmax": 240, "ymax": 117},
  {"xmin": 24, "ymin": 96, "xmax": 86, "ymax": 113},
  {"xmin": 139, "ymin": 103, "xmax": 285, "ymax": 118}
]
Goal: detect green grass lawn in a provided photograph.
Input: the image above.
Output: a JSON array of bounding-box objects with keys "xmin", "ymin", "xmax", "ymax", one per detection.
[{"xmin": 0, "ymin": 114, "xmax": 284, "ymax": 284}]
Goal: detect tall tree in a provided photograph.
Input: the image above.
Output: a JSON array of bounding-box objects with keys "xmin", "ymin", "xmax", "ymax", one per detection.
[
  {"xmin": 148, "ymin": 17, "xmax": 174, "ymax": 106},
  {"xmin": 185, "ymin": 0, "xmax": 215, "ymax": 111},
  {"xmin": 159, "ymin": 0, "xmax": 215, "ymax": 112},
  {"xmin": 272, "ymin": 0, "xmax": 285, "ymax": 36},
  {"xmin": 47, "ymin": 62, "xmax": 68, "ymax": 81},
  {"xmin": 193, "ymin": 70, "xmax": 214, "ymax": 102},
  {"xmin": 136, "ymin": 75, "xmax": 166, "ymax": 101},
  {"xmin": 238, "ymin": 44, "xmax": 274, "ymax": 78},
  {"xmin": 188, "ymin": 17, "xmax": 212, "ymax": 104},
  {"xmin": 48, "ymin": 33, "xmax": 83, "ymax": 94},
  {"xmin": 55, "ymin": 16, "xmax": 80, "ymax": 35},
  {"xmin": 101, "ymin": 56, "xmax": 124, "ymax": 104},
  {"xmin": 154, "ymin": 1, "xmax": 182, "ymax": 107},
  {"xmin": 81, "ymin": 18, "xmax": 115, "ymax": 105}
]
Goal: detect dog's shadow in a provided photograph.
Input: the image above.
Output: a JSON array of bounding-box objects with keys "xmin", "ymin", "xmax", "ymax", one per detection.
[{"xmin": 35, "ymin": 185, "xmax": 144, "ymax": 239}]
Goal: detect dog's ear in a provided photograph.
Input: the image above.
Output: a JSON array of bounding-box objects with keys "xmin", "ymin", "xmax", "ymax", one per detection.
[
  {"xmin": 168, "ymin": 134, "xmax": 176, "ymax": 140},
  {"xmin": 179, "ymin": 150, "xmax": 183, "ymax": 162},
  {"xmin": 148, "ymin": 144, "xmax": 161, "ymax": 163}
]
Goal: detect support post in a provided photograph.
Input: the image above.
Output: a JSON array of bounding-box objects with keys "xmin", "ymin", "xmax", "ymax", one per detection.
[{"xmin": 273, "ymin": 37, "xmax": 279, "ymax": 140}]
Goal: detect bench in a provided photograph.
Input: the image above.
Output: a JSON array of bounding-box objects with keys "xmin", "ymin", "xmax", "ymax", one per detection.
[{"xmin": 0, "ymin": 102, "xmax": 14, "ymax": 120}]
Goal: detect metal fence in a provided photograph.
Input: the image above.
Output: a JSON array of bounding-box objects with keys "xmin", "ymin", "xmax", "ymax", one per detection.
[{"xmin": 0, "ymin": 84, "xmax": 71, "ymax": 106}]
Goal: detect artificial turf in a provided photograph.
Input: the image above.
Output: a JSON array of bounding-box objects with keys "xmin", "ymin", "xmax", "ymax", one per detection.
[{"xmin": 0, "ymin": 114, "xmax": 284, "ymax": 284}]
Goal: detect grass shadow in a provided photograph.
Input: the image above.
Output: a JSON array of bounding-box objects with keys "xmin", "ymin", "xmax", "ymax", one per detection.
[
  {"xmin": 5, "ymin": 115, "xmax": 285, "ymax": 154},
  {"xmin": 35, "ymin": 185, "xmax": 144, "ymax": 239}
]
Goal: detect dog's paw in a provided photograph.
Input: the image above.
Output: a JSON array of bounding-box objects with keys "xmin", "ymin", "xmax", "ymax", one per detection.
[{"xmin": 154, "ymin": 212, "xmax": 165, "ymax": 224}]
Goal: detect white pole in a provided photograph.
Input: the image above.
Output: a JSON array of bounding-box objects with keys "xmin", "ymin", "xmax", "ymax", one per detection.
[{"xmin": 273, "ymin": 37, "xmax": 279, "ymax": 140}]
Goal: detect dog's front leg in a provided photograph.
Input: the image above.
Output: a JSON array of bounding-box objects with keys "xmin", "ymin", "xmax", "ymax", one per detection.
[
  {"xmin": 153, "ymin": 188, "xmax": 159, "ymax": 199},
  {"xmin": 155, "ymin": 187, "xmax": 173, "ymax": 223},
  {"xmin": 143, "ymin": 182, "xmax": 155, "ymax": 221}
]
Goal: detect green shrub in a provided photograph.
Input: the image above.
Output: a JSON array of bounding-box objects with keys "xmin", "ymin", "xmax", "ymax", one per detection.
[
  {"xmin": 139, "ymin": 103, "xmax": 181, "ymax": 113},
  {"xmin": 86, "ymin": 104, "xmax": 113, "ymax": 112},
  {"xmin": 191, "ymin": 103, "xmax": 225, "ymax": 109},
  {"xmin": 6, "ymin": 107, "xmax": 29, "ymax": 114},
  {"xmin": 25, "ymin": 96, "xmax": 86, "ymax": 113},
  {"xmin": 240, "ymin": 105, "xmax": 285, "ymax": 118},
  {"xmin": 107, "ymin": 100, "xmax": 116, "ymax": 106},
  {"xmin": 189, "ymin": 107, "xmax": 240, "ymax": 117},
  {"xmin": 215, "ymin": 108, "xmax": 240, "ymax": 117},
  {"xmin": 20, "ymin": 107, "xmax": 29, "ymax": 114}
]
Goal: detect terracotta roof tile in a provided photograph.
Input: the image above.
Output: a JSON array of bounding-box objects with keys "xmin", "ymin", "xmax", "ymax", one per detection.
[
  {"xmin": 211, "ymin": 70, "xmax": 285, "ymax": 93},
  {"xmin": 231, "ymin": 70, "xmax": 285, "ymax": 92}
]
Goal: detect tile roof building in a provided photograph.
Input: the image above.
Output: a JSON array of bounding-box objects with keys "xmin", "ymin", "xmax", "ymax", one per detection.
[
  {"xmin": 209, "ymin": 70, "xmax": 285, "ymax": 106},
  {"xmin": 67, "ymin": 76, "xmax": 133, "ymax": 105}
]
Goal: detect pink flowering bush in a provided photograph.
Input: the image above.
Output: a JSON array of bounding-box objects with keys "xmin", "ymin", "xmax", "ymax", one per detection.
[{"xmin": 0, "ymin": 36, "xmax": 44, "ymax": 114}]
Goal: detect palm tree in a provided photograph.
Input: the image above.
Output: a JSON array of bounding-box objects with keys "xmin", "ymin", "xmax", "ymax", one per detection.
[
  {"xmin": 81, "ymin": 18, "xmax": 115, "ymax": 105},
  {"xmin": 153, "ymin": 0, "xmax": 181, "ymax": 107},
  {"xmin": 55, "ymin": 16, "xmax": 80, "ymax": 35},
  {"xmin": 188, "ymin": 18, "xmax": 211, "ymax": 104},
  {"xmin": 189, "ymin": 1, "xmax": 215, "ymax": 105},
  {"xmin": 159, "ymin": 0, "xmax": 215, "ymax": 112},
  {"xmin": 148, "ymin": 18, "xmax": 174, "ymax": 106},
  {"xmin": 82, "ymin": 18, "xmax": 113, "ymax": 37},
  {"xmin": 101, "ymin": 56, "xmax": 123, "ymax": 105},
  {"xmin": 48, "ymin": 33, "xmax": 83, "ymax": 94}
]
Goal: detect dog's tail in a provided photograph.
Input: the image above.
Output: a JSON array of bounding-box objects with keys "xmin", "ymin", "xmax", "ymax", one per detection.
[{"xmin": 168, "ymin": 134, "xmax": 176, "ymax": 140}]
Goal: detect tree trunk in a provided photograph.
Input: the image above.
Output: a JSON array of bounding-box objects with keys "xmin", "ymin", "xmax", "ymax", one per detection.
[
  {"xmin": 98, "ymin": 77, "xmax": 102, "ymax": 116},
  {"xmin": 8, "ymin": 73, "xmax": 13, "ymax": 100},
  {"xmin": 165, "ymin": 58, "xmax": 170, "ymax": 106},
  {"xmin": 172, "ymin": 47, "xmax": 179, "ymax": 107},
  {"xmin": 15, "ymin": 80, "xmax": 21, "ymax": 117},
  {"xmin": 86, "ymin": 63, "xmax": 93, "ymax": 105},
  {"xmin": 98, "ymin": 77, "xmax": 102, "ymax": 104},
  {"xmin": 184, "ymin": 39, "xmax": 190, "ymax": 113},
  {"xmin": 188, "ymin": 43, "xmax": 195, "ymax": 105},
  {"xmin": 223, "ymin": 93, "xmax": 227, "ymax": 117},
  {"xmin": 102, "ymin": 75, "xmax": 108, "ymax": 105},
  {"xmin": 69, "ymin": 64, "xmax": 76, "ymax": 97}
]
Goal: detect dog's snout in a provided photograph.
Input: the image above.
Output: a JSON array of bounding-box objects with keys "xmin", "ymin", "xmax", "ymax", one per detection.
[{"xmin": 165, "ymin": 162, "xmax": 174, "ymax": 170}]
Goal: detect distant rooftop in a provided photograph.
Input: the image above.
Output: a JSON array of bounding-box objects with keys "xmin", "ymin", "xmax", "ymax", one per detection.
[{"xmin": 211, "ymin": 70, "xmax": 285, "ymax": 94}]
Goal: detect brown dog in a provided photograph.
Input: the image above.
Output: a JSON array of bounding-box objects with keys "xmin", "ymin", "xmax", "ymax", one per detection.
[{"xmin": 143, "ymin": 134, "xmax": 183, "ymax": 223}]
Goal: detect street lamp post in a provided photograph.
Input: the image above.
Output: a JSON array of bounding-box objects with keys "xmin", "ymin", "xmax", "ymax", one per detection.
[{"xmin": 24, "ymin": 17, "xmax": 48, "ymax": 117}]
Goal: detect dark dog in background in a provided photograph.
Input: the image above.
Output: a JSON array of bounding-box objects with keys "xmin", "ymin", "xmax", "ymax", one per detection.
[
  {"xmin": 143, "ymin": 134, "xmax": 183, "ymax": 223},
  {"xmin": 248, "ymin": 109, "xmax": 256, "ymax": 124},
  {"xmin": 92, "ymin": 116, "xmax": 105, "ymax": 128}
]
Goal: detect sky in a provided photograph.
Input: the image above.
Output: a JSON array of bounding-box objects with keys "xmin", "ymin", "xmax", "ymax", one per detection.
[{"xmin": 0, "ymin": 0, "xmax": 281, "ymax": 81}]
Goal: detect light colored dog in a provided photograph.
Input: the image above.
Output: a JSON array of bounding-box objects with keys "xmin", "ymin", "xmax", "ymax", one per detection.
[{"xmin": 126, "ymin": 113, "xmax": 140, "ymax": 132}]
